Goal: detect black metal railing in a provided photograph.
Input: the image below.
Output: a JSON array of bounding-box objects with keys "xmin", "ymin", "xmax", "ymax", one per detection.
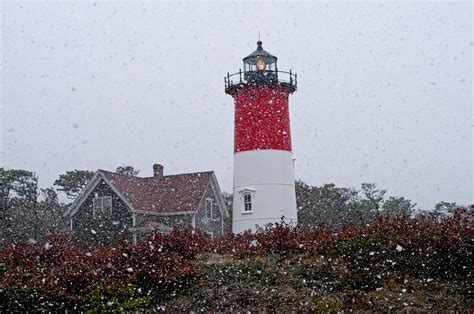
[{"xmin": 225, "ymin": 69, "xmax": 297, "ymax": 95}]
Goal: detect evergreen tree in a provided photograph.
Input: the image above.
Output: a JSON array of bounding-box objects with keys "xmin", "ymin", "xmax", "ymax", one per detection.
[
  {"xmin": 115, "ymin": 165, "xmax": 140, "ymax": 177},
  {"xmin": 54, "ymin": 170, "xmax": 94, "ymax": 200}
]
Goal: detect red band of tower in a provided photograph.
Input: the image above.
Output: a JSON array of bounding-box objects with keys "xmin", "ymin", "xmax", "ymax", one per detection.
[{"xmin": 234, "ymin": 86, "xmax": 292, "ymax": 153}]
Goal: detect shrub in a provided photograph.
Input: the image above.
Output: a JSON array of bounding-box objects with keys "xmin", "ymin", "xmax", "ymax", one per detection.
[
  {"xmin": 0, "ymin": 210, "xmax": 471, "ymax": 311},
  {"xmin": 0, "ymin": 229, "xmax": 200, "ymax": 310}
]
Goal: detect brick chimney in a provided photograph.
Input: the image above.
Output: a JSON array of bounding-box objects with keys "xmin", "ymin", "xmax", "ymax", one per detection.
[{"xmin": 153, "ymin": 164, "xmax": 164, "ymax": 180}]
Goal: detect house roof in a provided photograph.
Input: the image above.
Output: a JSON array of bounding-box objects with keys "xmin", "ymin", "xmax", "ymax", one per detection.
[{"xmin": 100, "ymin": 170, "xmax": 214, "ymax": 214}]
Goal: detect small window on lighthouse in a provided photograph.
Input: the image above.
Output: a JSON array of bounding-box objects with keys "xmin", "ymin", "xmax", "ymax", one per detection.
[{"xmin": 243, "ymin": 193, "xmax": 252, "ymax": 212}]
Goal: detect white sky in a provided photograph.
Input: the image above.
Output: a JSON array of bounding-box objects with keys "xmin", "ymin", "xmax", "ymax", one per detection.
[{"xmin": 1, "ymin": 1, "xmax": 472, "ymax": 209}]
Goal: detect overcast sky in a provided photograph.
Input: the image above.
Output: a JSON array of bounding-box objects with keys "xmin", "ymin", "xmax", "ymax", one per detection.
[{"xmin": 1, "ymin": 1, "xmax": 472, "ymax": 210}]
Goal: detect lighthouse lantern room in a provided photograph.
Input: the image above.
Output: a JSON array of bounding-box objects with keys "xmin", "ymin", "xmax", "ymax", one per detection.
[{"xmin": 225, "ymin": 41, "xmax": 298, "ymax": 233}]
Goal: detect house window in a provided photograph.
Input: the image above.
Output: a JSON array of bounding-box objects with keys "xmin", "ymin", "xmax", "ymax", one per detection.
[
  {"xmin": 244, "ymin": 193, "xmax": 252, "ymax": 212},
  {"xmin": 93, "ymin": 196, "xmax": 112, "ymax": 218},
  {"xmin": 206, "ymin": 198, "xmax": 213, "ymax": 219},
  {"xmin": 207, "ymin": 231, "xmax": 214, "ymax": 240}
]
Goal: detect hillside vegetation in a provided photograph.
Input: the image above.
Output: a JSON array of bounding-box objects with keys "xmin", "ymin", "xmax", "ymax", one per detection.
[{"xmin": 1, "ymin": 210, "xmax": 472, "ymax": 312}]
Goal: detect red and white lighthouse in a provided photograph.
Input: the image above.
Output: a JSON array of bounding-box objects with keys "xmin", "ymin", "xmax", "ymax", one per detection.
[{"xmin": 225, "ymin": 41, "xmax": 298, "ymax": 233}]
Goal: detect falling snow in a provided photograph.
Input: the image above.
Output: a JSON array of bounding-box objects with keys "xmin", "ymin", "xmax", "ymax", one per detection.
[{"xmin": 0, "ymin": 1, "xmax": 472, "ymax": 312}]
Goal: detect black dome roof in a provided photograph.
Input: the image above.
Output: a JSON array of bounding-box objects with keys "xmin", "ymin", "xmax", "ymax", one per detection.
[{"xmin": 243, "ymin": 41, "xmax": 277, "ymax": 64}]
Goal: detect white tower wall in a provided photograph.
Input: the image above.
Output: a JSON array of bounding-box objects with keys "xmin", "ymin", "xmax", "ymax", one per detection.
[{"xmin": 232, "ymin": 149, "xmax": 297, "ymax": 233}]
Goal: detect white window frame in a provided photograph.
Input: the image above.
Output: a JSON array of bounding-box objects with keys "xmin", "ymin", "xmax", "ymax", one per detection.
[
  {"xmin": 93, "ymin": 196, "xmax": 112, "ymax": 218},
  {"xmin": 243, "ymin": 193, "xmax": 252, "ymax": 212},
  {"xmin": 206, "ymin": 198, "xmax": 213, "ymax": 219},
  {"xmin": 238, "ymin": 188, "xmax": 255, "ymax": 214}
]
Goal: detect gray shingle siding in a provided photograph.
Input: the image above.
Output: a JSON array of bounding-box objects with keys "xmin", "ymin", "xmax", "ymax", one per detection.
[
  {"xmin": 195, "ymin": 184, "xmax": 224, "ymax": 237},
  {"xmin": 71, "ymin": 179, "xmax": 133, "ymax": 245},
  {"xmin": 134, "ymin": 213, "xmax": 193, "ymax": 229}
]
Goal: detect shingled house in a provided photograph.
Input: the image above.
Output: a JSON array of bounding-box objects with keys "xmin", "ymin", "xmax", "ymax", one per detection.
[{"xmin": 67, "ymin": 164, "xmax": 228, "ymax": 245}]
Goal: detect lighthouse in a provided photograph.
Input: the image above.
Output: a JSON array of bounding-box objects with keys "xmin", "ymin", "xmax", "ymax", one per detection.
[{"xmin": 225, "ymin": 41, "xmax": 298, "ymax": 233}]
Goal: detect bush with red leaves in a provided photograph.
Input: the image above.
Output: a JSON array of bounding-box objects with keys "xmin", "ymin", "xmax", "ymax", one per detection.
[
  {"xmin": 210, "ymin": 209, "xmax": 472, "ymax": 289},
  {"xmin": 0, "ymin": 229, "xmax": 207, "ymax": 310},
  {"xmin": 0, "ymin": 209, "xmax": 471, "ymax": 310}
]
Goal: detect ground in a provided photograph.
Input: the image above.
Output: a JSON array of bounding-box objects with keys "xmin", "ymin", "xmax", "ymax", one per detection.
[{"xmin": 163, "ymin": 254, "xmax": 470, "ymax": 312}]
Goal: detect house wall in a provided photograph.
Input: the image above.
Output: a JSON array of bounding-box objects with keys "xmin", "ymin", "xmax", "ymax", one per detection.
[
  {"xmin": 134, "ymin": 213, "xmax": 193, "ymax": 229},
  {"xmin": 72, "ymin": 179, "xmax": 133, "ymax": 245},
  {"xmin": 133, "ymin": 213, "xmax": 194, "ymax": 243},
  {"xmin": 134, "ymin": 184, "xmax": 224, "ymax": 239},
  {"xmin": 195, "ymin": 184, "xmax": 224, "ymax": 237}
]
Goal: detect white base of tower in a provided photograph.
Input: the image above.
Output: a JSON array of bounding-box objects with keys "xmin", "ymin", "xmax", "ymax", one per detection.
[{"xmin": 232, "ymin": 149, "xmax": 297, "ymax": 234}]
